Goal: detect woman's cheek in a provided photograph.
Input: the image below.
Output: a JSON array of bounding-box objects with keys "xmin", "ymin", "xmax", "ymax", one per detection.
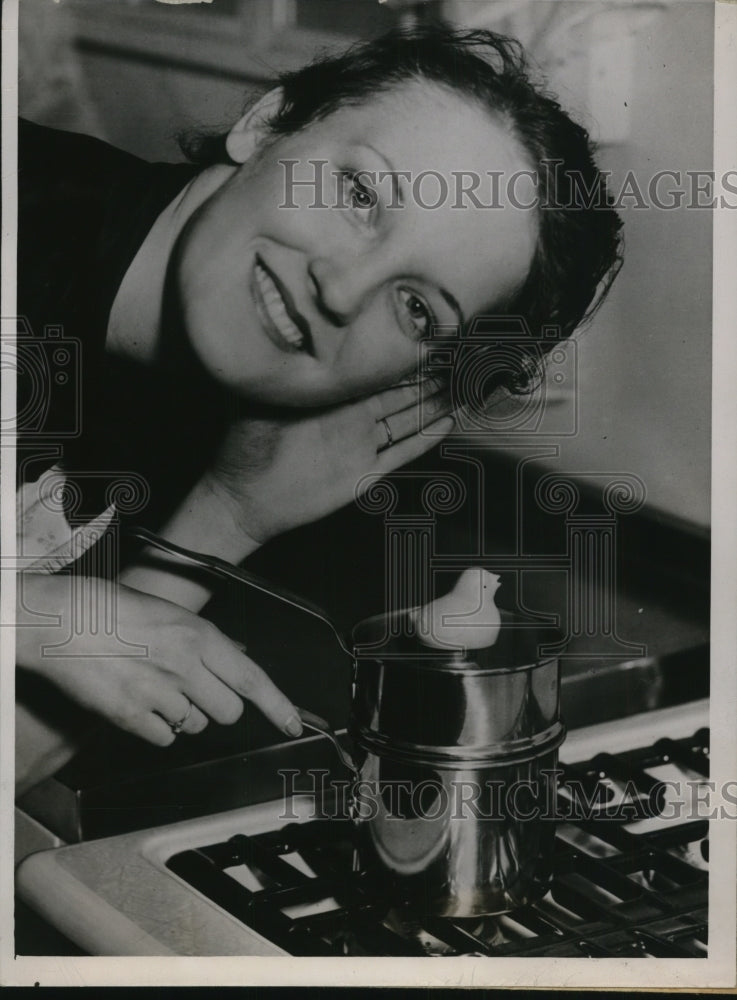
[{"xmin": 363, "ymin": 318, "xmax": 422, "ymax": 386}]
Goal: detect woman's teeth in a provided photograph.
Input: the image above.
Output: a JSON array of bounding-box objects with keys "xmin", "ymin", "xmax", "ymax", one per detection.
[{"xmin": 254, "ymin": 262, "xmax": 305, "ymax": 350}]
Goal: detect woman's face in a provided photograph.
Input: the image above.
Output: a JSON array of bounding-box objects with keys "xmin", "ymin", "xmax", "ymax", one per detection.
[{"xmin": 173, "ymin": 80, "xmax": 537, "ymax": 406}]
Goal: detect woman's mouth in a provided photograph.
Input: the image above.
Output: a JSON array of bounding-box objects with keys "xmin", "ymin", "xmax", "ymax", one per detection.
[{"xmin": 251, "ymin": 256, "xmax": 315, "ymax": 356}]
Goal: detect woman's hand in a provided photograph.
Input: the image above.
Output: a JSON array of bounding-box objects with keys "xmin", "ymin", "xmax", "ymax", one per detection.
[
  {"xmin": 205, "ymin": 379, "xmax": 454, "ymax": 543},
  {"xmin": 16, "ymin": 573, "xmax": 303, "ymax": 747},
  {"xmin": 116, "ymin": 379, "xmax": 452, "ymax": 617}
]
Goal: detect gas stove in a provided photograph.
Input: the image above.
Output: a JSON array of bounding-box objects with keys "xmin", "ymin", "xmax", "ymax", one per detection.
[
  {"xmin": 163, "ymin": 727, "xmax": 709, "ymax": 958},
  {"xmin": 16, "ymin": 698, "xmax": 711, "ymax": 961}
]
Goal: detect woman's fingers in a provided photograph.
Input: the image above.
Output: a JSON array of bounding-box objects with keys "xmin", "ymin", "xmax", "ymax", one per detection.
[
  {"xmin": 179, "ymin": 702, "xmax": 209, "ymax": 734},
  {"xmin": 128, "ymin": 711, "xmax": 178, "ymax": 748},
  {"xmin": 152, "ymin": 633, "xmax": 300, "ymax": 739},
  {"xmin": 377, "ymin": 389, "xmax": 452, "ymax": 450},
  {"xmin": 153, "ymin": 690, "xmax": 209, "ymax": 736},
  {"xmin": 368, "ymin": 377, "xmax": 444, "ymax": 421},
  {"xmin": 201, "ymin": 631, "xmax": 302, "ymax": 738},
  {"xmin": 373, "ymin": 413, "xmax": 456, "ymax": 473},
  {"xmin": 17, "ymin": 576, "xmax": 301, "ymax": 751},
  {"xmin": 179, "ymin": 659, "xmax": 246, "ymax": 727}
]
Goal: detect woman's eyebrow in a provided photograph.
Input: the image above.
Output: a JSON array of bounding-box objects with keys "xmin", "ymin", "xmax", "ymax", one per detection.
[
  {"xmin": 440, "ymin": 288, "xmax": 465, "ymax": 327},
  {"xmin": 357, "ymin": 143, "xmax": 405, "ymax": 207}
]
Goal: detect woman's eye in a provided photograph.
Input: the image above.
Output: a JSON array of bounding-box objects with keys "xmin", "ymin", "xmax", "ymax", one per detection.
[
  {"xmin": 398, "ymin": 288, "xmax": 435, "ymax": 338},
  {"xmin": 352, "ymin": 178, "xmax": 374, "ymax": 210},
  {"xmin": 341, "ymin": 171, "xmax": 377, "ymax": 220}
]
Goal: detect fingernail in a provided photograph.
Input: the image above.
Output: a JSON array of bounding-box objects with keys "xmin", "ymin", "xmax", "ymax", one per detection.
[{"xmin": 285, "ymin": 715, "xmax": 303, "ymax": 738}]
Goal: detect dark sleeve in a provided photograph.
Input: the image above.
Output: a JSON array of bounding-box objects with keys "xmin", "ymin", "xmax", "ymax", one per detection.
[{"xmin": 16, "ymin": 119, "xmax": 197, "ymax": 499}]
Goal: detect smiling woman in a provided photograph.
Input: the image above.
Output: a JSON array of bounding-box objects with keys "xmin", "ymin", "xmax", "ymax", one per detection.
[
  {"xmin": 15, "ymin": 24, "xmax": 621, "ymax": 792},
  {"xmin": 166, "ymin": 80, "xmax": 537, "ymax": 405}
]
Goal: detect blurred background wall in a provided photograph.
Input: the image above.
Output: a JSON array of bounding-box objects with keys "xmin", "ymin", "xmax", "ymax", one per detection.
[{"xmin": 18, "ymin": 0, "xmax": 714, "ymax": 531}]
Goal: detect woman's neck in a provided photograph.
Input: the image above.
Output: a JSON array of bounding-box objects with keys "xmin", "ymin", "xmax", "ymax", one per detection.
[{"xmin": 105, "ymin": 163, "xmax": 236, "ymax": 365}]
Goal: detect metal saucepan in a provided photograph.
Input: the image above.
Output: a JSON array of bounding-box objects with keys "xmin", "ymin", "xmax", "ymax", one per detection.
[
  {"xmin": 128, "ymin": 527, "xmax": 566, "ymax": 917},
  {"xmin": 347, "ymin": 609, "xmax": 565, "ymax": 917}
]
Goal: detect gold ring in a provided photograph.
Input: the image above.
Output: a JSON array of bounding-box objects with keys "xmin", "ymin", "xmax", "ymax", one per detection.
[
  {"xmin": 170, "ymin": 700, "xmax": 193, "ymax": 735},
  {"xmin": 379, "ymin": 416, "xmax": 393, "ymax": 449}
]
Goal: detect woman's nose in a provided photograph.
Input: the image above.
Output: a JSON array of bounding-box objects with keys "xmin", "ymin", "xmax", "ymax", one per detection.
[{"xmin": 308, "ymin": 255, "xmax": 381, "ymax": 326}]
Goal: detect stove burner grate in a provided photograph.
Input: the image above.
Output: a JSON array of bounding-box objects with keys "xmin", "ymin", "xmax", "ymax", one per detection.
[{"xmin": 166, "ymin": 728, "xmax": 709, "ymax": 957}]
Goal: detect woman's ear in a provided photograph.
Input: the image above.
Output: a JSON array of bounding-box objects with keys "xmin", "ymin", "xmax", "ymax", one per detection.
[{"xmin": 225, "ymin": 87, "xmax": 284, "ymax": 164}]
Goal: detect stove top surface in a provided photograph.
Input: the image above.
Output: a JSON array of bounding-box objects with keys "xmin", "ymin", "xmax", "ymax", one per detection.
[
  {"xmin": 16, "ymin": 699, "xmax": 713, "ymax": 963},
  {"xmin": 164, "ymin": 727, "xmax": 709, "ymax": 958}
]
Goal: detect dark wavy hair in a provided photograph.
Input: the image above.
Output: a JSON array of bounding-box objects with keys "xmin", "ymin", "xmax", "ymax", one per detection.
[{"xmin": 180, "ymin": 25, "xmax": 623, "ymax": 396}]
